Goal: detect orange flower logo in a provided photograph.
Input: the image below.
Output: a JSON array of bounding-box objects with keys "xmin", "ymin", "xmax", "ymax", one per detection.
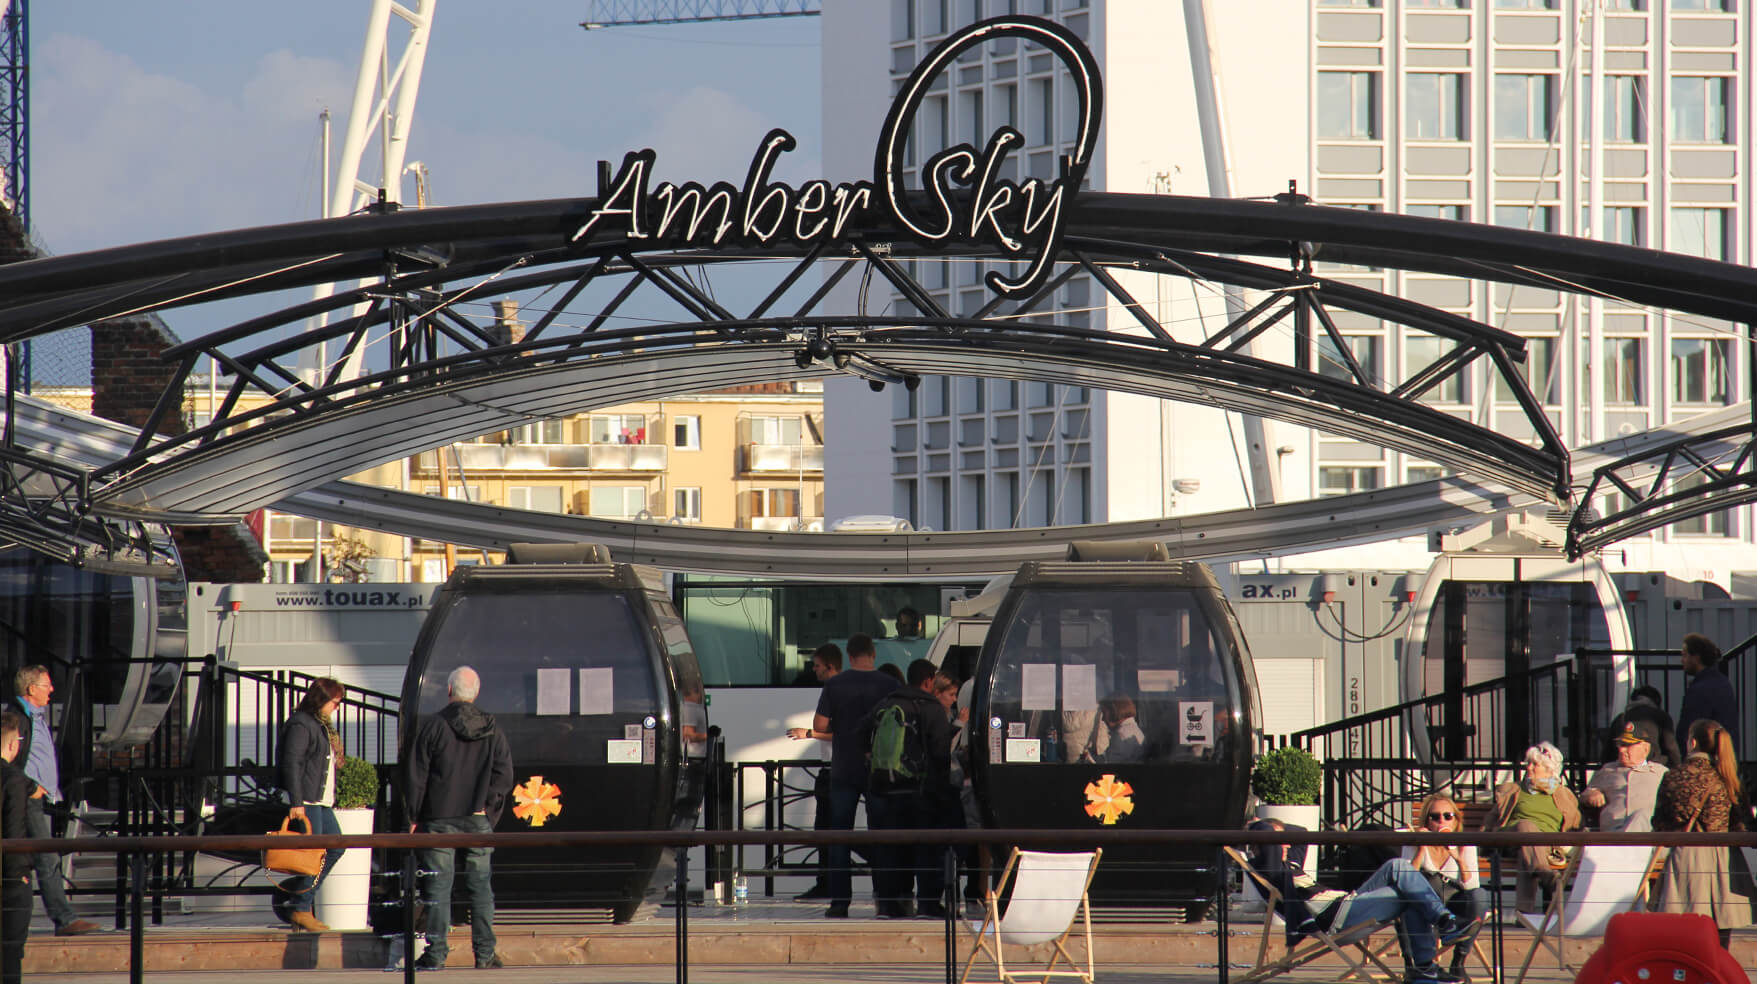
[
  {"xmin": 1083, "ymin": 774, "xmax": 1134, "ymax": 825},
  {"xmin": 512, "ymin": 776, "xmax": 563, "ymax": 828}
]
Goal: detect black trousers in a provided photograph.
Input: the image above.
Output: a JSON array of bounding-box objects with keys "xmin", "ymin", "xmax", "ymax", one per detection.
[{"xmin": 2, "ymin": 872, "xmax": 31, "ymax": 984}]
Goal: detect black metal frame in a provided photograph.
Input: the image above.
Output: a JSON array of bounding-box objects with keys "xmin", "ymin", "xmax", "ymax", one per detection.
[
  {"xmin": 1567, "ymin": 417, "xmax": 1757, "ymax": 558},
  {"xmin": 12, "ymin": 189, "xmax": 1757, "ymax": 557}
]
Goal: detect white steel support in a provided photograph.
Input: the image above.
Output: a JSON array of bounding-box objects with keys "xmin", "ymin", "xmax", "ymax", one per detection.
[
  {"xmin": 303, "ymin": 0, "xmax": 438, "ymax": 385},
  {"xmin": 1585, "ymin": 1, "xmax": 1605, "ymax": 444},
  {"xmin": 1183, "ymin": 0, "xmax": 1280, "ymax": 506}
]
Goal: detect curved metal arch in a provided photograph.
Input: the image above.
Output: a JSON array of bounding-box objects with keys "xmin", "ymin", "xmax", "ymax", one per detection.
[{"xmin": 9, "ymin": 191, "xmax": 1757, "ymax": 338}]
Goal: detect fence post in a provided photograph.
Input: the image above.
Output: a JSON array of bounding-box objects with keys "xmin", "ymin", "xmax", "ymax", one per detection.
[
  {"xmin": 943, "ymin": 846, "xmax": 957, "ymax": 984},
  {"xmin": 402, "ymin": 847, "xmax": 417, "ymax": 984},
  {"xmin": 1215, "ymin": 845, "xmax": 1230, "ymax": 984},
  {"xmin": 129, "ymin": 850, "xmax": 144, "ymax": 984},
  {"xmin": 1488, "ymin": 849, "xmax": 1503, "ymax": 984},
  {"xmin": 674, "ymin": 844, "xmax": 689, "ymax": 984}
]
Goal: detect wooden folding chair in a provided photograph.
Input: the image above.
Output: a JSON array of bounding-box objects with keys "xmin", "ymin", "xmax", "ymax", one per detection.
[
  {"xmin": 960, "ymin": 848, "xmax": 1102, "ymax": 984},
  {"xmin": 1512, "ymin": 843, "xmax": 1658, "ymax": 984},
  {"xmin": 1223, "ymin": 846, "xmax": 1402, "ymax": 984}
]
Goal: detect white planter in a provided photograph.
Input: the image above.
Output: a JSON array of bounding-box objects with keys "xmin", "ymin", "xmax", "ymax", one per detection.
[
  {"xmin": 1247, "ymin": 803, "xmax": 1322, "ymax": 906},
  {"xmin": 317, "ymin": 808, "xmax": 375, "ymax": 931}
]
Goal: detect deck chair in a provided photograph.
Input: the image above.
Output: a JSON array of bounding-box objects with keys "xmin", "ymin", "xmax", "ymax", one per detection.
[
  {"xmin": 1223, "ymin": 846, "xmax": 1402, "ymax": 984},
  {"xmin": 1512, "ymin": 843, "xmax": 1658, "ymax": 984},
  {"xmin": 960, "ymin": 848, "xmax": 1102, "ymax": 984}
]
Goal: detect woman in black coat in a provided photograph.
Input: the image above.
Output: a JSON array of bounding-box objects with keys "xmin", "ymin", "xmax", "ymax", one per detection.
[{"xmin": 272, "ymin": 677, "xmax": 347, "ymax": 932}]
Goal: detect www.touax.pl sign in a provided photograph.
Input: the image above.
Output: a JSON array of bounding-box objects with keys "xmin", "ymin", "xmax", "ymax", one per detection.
[{"xmin": 570, "ymin": 16, "xmax": 1102, "ymax": 300}]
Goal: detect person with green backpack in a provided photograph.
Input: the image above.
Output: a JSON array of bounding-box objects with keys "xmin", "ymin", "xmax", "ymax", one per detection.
[{"xmin": 860, "ymin": 659, "xmax": 954, "ymax": 919}]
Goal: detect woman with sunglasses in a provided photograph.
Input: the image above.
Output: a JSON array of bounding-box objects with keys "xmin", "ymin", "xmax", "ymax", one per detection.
[{"xmin": 1403, "ymin": 794, "xmax": 1485, "ymax": 980}]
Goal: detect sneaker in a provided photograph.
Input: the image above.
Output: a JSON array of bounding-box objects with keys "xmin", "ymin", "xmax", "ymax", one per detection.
[
  {"xmin": 1435, "ymin": 913, "xmax": 1473, "ymax": 947},
  {"xmin": 824, "ymin": 902, "xmax": 850, "ymax": 919},
  {"xmin": 475, "ymin": 953, "xmax": 504, "ymax": 969},
  {"xmin": 1406, "ymin": 962, "xmax": 1463, "ymax": 984},
  {"xmin": 288, "ymin": 911, "xmax": 329, "ymax": 933},
  {"xmin": 413, "ymin": 954, "xmax": 446, "ymax": 972},
  {"xmin": 55, "ymin": 919, "xmax": 100, "ymax": 937}
]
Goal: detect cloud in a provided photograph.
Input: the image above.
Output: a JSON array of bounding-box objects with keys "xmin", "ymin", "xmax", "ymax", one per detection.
[{"xmin": 33, "ymin": 34, "xmax": 350, "ymax": 254}]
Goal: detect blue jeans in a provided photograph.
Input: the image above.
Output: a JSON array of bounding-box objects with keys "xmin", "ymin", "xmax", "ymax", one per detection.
[
  {"xmin": 1341, "ymin": 858, "xmax": 1449, "ymax": 966},
  {"xmin": 825, "ymin": 781, "xmax": 864, "ymax": 906},
  {"xmin": 271, "ymin": 805, "xmax": 345, "ymax": 915},
  {"xmin": 419, "ymin": 816, "xmax": 496, "ymax": 963},
  {"xmin": 23, "ymin": 797, "xmax": 76, "ymax": 928}
]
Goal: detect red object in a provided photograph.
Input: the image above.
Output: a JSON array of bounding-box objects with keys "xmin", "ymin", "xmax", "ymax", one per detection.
[
  {"xmin": 228, "ymin": 601, "xmax": 243, "ymax": 613},
  {"xmin": 1321, "ymin": 591, "xmax": 1336, "ymax": 604},
  {"xmin": 1574, "ymin": 912, "xmax": 1747, "ymax": 984},
  {"xmin": 245, "ymin": 508, "xmax": 266, "ymax": 544}
]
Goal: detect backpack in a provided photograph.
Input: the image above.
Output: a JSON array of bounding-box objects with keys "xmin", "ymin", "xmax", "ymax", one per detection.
[{"xmin": 869, "ymin": 699, "xmax": 927, "ymax": 789}]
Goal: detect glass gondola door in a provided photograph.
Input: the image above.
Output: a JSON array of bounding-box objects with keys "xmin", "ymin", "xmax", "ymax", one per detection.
[{"xmin": 1406, "ymin": 554, "xmax": 1631, "ymax": 766}]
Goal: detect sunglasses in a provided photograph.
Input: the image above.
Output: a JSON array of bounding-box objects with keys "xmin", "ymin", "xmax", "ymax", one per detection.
[{"xmin": 1426, "ymin": 811, "xmax": 1457, "ymax": 822}]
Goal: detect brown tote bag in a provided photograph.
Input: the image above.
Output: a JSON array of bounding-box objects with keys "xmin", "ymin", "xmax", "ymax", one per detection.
[{"xmin": 263, "ymin": 815, "xmax": 325, "ymax": 878}]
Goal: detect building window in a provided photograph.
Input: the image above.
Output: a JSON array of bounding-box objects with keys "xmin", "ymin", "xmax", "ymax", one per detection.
[
  {"xmin": 1406, "ymin": 464, "xmax": 1449, "ymax": 483},
  {"xmin": 1603, "ymin": 338, "xmax": 1645, "ymax": 405},
  {"xmin": 1494, "ymin": 0, "xmax": 1555, "ymax": 7},
  {"xmin": 1670, "ymin": 77, "xmax": 1732, "ymax": 143},
  {"xmin": 1494, "ymin": 74, "xmax": 1556, "ymax": 141},
  {"xmin": 590, "ymin": 414, "xmax": 647, "ymax": 444},
  {"xmin": 1319, "ymin": 466, "xmax": 1384, "ymax": 496},
  {"xmin": 1582, "ymin": 206, "xmax": 1644, "ymax": 246},
  {"xmin": 508, "ymin": 485, "xmax": 564, "ymax": 513},
  {"xmin": 1406, "ymin": 0, "xmax": 1466, "ymax": 7},
  {"xmin": 511, "ymin": 419, "xmax": 567, "ymax": 444},
  {"xmin": 423, "ymin": 484, "xmax": 482, "ymax": 502},
  {"xmin": 673, "ymin": 415, "xmax": 701, "ymax": 450},
  {"xmin": 588, "ymin": 485, "xmax": 647, "ymax": 518},
  {"xmin": 1512, "ymin": 334, "xmax": 1562, "ymax": 404},
  {"xmin": 1407, "ymin": 204, "xmax": 1468, "ymax": 221},
  {"xmin": 1672, "ymin": 0, "xmax": 1728, "ymax": 11},
  {"xmin": 1494, "ymin": 204, "xmax": 1558, "ymax": 233},
  {"xmin": 1318, "ymin": 0, "xmax": 1381, "ymax": 6},
  {"xmin": 746, "ymin": 415, "xmax": 804, "ymax": 445},
  {"xmin": 1318, "ymin": 72, "xmax": 1381, "ymax": 140},
  {"xmin": 674, "ymin": 487, "xmax": 703, "ymax": 523},
  {"xmin": 892, "ymin": 0, "xmax": 915, "ymax": 42},
  {"xmin": 921, "ymin": 0, "xmax": 947, "ymax": 36},
  {"xmin": 1407, "ymin": 73, "xmax": 1466, "ymax": 140},
  {"xmin": 1671, "ymin": 207, "xmax": 1730, "ymax": 261},
  {"xmin": 1317, "ymin": 333, "xmax": 1384, "ymax": 386},
  {"xmin": 1672, "ymin": 474, "xmax": 1728, "ymax": 536},
  {"xmin": 1671, "ymin": 338, "xmax": 1731, "ymax": 405},
  {"xmin": 1406, "ymin": 336, "xmax": 1469, "ymax": 403},
  {"xmin": 749, "ymin": 488, "xmax": 802, "ymax": 519},
  {"xmin": 992, "ymin": 380, "xmax": 1018, "ymax": 412}
]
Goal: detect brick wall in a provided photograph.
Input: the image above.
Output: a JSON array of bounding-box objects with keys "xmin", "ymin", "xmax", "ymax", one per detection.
[{"xmin": 89, "ymin": 316, "xmax": 268, "ymax": 583}]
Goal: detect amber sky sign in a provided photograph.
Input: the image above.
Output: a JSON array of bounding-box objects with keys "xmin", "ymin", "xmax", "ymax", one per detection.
[{"xmin": 570, "ymin": 16, "xmax": 1103, "ymax": 300}]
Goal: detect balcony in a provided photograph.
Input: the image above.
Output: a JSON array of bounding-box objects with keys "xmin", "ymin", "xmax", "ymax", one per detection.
[
  {"xmin": 415, "ymin": 442, "xmax": 666, "ymax": 473},
  {"xmin": 743, "ymin": 516, "xmax": 806, "ymax": 532},
  {"xmin": 741, "ymin": 443, "xmax": 824, "ymax": 474}
]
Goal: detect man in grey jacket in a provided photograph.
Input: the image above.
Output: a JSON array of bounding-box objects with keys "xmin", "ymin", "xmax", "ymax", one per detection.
[{"xmin": 407, "ymin": 667, "xmax": 514, "ymax": 971}]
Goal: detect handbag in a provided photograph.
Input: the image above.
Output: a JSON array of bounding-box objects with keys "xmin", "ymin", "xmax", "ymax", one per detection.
[{"xmin": 263, "ymin": 814, "xmax": 325, "ymax": 879}]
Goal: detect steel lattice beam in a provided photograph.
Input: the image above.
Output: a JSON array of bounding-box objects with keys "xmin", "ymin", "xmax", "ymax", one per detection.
[
  {"xmin": 1566, "ymin": 418, "xmax": 1757, "ymax": 558},
  {"xmin": 582, "ymin": 0, "xmax": 819, "ymax": 29},
  {"xmin": 0, "ymin": 0, "xmax": 24, "ymax": 229}
]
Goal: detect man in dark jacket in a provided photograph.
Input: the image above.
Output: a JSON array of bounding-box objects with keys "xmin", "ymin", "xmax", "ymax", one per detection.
[
  {"xmin": 1676, "ymin": 633, "xmax": 1739, "ymax": 750},
  {"xmin": 859, "ymin": 659, "xmax": 954, "ymax": 919},
  {"xmin": 407, "ymin": 666, "xmax": 514, "ymax": 971},
  {"xmin": 3, "ymin": 709, "xmax": 35, "ymax": 983}
]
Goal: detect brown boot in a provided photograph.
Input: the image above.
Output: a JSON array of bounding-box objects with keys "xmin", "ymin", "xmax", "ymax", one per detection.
[{"xmin": 289, "ymin": 911, "xmax": 329, "ymax": 933}]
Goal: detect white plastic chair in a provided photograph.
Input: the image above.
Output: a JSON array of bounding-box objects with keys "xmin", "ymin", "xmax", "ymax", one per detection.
[
  {"xmin": 1513, "ymin": 843, "xmax": 1657, "ymax": 984},
  {"xmin": 960, "ymin": 848, "xmax": 1102, "ymax": 984}
]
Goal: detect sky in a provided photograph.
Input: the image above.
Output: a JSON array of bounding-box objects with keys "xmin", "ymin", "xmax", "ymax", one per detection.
[{"xmin": 27, "ymin": 1, "xmax": 823, "ymax": 363}]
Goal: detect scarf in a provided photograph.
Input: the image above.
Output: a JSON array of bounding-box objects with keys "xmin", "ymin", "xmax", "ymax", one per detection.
[{"xmin": 315, "ymin": 708, "xmax": 345, "ymax": 766}]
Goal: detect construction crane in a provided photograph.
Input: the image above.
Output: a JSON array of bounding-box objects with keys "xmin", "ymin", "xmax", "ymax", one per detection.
[
  {"xmin": 582, "ymin": 0, "xmax": 819, "ymax": 29},
  {"xmin": 0, "ymin": 0, "xmax": 22, "ymax": 231}
]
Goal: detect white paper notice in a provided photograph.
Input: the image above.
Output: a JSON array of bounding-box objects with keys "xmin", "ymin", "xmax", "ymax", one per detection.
[
  {"xmin": 1180, "ymin": 700, "xmax": 1216, "ymax": 746},
  {"xmin": 605, "ymin": 739, "xmax": 642, "ymax": 764},
  {"xmin": 1062, "ymin": 663, "xmax": 1098, "ymax": 712},
  {"xmin": 1004, "ymin": 738, "xmax": 1042, "ymax": 763},
  {"xmin": 579, "ymin": 667, "xmax": 614, "ymax": 715},
  {"xmin": 535, "ymin": 668, "xmax": 571, "ymax": 716},
  {"xmin": 1020, "ymin": 663, "xmax": 1057, "ymax": 711},
  {"xmin": 1138, "ymin": 669, "xmax": 1179, "ymax": 693}
]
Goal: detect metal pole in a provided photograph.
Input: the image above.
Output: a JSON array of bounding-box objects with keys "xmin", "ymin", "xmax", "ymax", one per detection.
[
  {"xmin": 129, "ymin": 850, "xmax": 144, "ymax": 984},
  {"xmin": 1489, "ymin": 850, "xmax": 1504, "ymax": 984},
  {"xmin": 943, "ymin": 846, "xmax": 957, "ymax": 984},
  {"xmin": 674, "ymin": 845, "xmax": 689, "ymax": 984},
  {"xmin": 1215, "ymin": 846, "xmax": 1230, "ymax": 984},
  {"xmin": 403, "ymin": 848, "xmax": 417, "ymax": 984}
]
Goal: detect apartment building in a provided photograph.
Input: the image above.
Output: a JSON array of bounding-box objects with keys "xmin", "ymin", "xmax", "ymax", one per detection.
[{"xmin": 821, "ymin": 0, "xmax": 1755, "ymax": 583}]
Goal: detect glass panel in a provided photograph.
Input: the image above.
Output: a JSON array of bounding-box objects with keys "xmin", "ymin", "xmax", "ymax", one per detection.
[
  {"xmin": 986, "ymin": 587, "xmax": 1241, "ymax": 765},
  {"xmin": 1319, "ymin": 72, "xmax": 1380, "ymax": 139},
  {"xmin": 1671, "ymin": 337, "xmax": 1731, "ymax": 405},
  {"xmin": 1603, "ymin": 337, "xmax": 1645, "ymax": 404},
  {"xmin": 1407, "ymin": 73, "xmax": 1465, "ymax": 140},
  {"xmin": 416, "ymin": 591, "xmax": 660, "ymax": 765}
]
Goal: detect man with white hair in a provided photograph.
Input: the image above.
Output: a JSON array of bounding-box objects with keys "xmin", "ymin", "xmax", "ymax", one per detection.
[{"xmin": 407, "ymin": 666, "xmax": 515, "ymax": 971}]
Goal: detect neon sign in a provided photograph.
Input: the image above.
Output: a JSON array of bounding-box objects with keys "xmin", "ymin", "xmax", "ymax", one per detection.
[{"xmin": 570, "ymin": 16, "xmax": 1102, "ymax": 299}]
